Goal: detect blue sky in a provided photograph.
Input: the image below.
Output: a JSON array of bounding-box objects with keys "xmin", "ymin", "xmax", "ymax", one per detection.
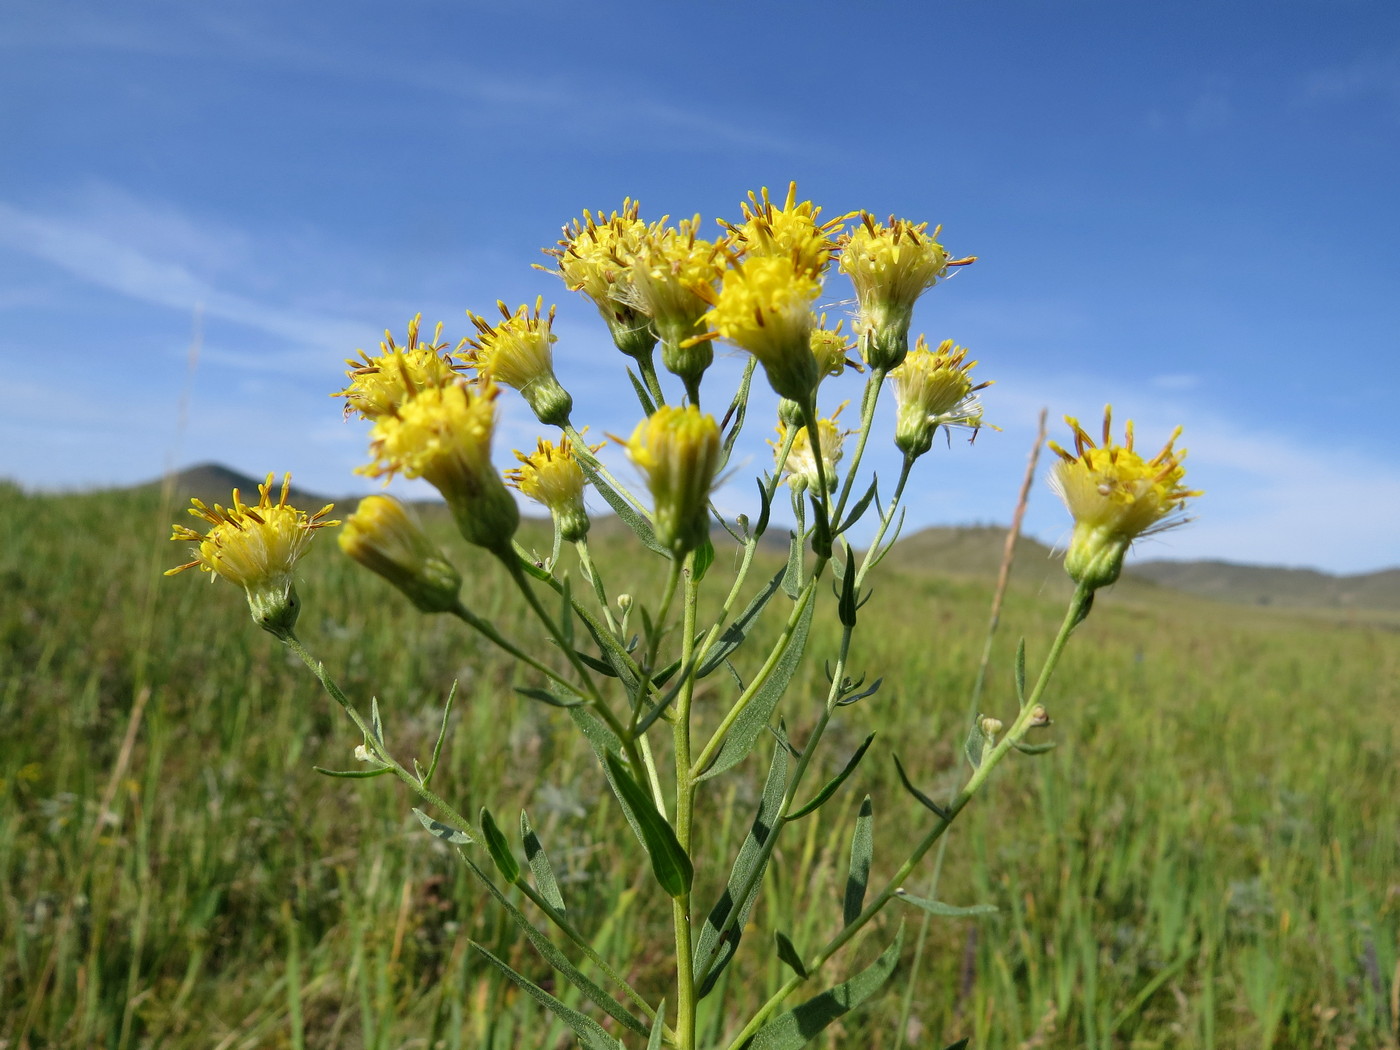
[{"xmin": 3, "ymin": 1, "xmax": 1397, "ymax": 574}]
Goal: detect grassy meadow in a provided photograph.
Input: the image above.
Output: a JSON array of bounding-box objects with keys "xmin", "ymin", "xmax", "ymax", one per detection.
[{"xmin": 2, "ymin": 479, "xmax": 1397, "ymax": 1049}]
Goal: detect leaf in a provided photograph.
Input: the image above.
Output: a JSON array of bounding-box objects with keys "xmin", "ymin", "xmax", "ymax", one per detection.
[
  {"xmin": 746, "ymin": 924, "xmax": 905, "ymax": 1050},
  {"xmin": 515, "ymin": 686, "xmax": 584, "ymax": 708},
  {"xmin": 891, "ymin": 754, "xmax": 949, "ymax": 820},
  {"xmin": 558, "ymin": 576, "xmax": 574, "ymax": 648},
  {"xmin": 834, "ymin": 475, "xmax": 879, "ymax": 537},
  {"xmin": 312, "ymin": 765, "xmax": 392, "ymax": 779},
  {"xmin": 753, "ymin": 478, "xmax": 772, "ymax": 539},
  {"xmin": 774, "ymin": 931, "xmax": 808, "ymax": 978},
  {"xmin": 1013, "ymin": 740, "xmax": 1057, "ymax": 756},
  {"xmin": 480, "ymin": 807, "xmax": 519, "ymax": 884},
  {"xmin": 697, "ymin": 567, "xmax": 786, "ymax": 678},
  {"xmin": 625, "ymin": 366, "xmax": 657, "ymax": 416},
  {"xmin": 471, "ymin": 942, "xmax": 625, "ymax": 1050},
  {"xmin": 782, "ymin": 529, "xmax": 804, "ymax": 599},
  {"xmin": 412, "ymin": 807, "xmax": 471, "ymax": 846},
  {"xmin": 568, "ymin": 708, "xmax": 645, "ymax": 848},
  {"xmin": 604, "ymin": 753, "xmax": 692, "ymax": 898},
  {"xmin": 647, "ymin": 1000, "xmax": 667, "ymax": 1050},
  {"xmin": 582, "ymin": 460, "xmax": 668, "ymax": 558},
  {"xmin": 893, "ymin": 890, "xmax": 998, "ymax": 919},
  {"xmin": 964, "ymin": 718, "xmax": 987, "ymax": 770},
  {"xmin": 697, "ymin": 592, "xmax": 815, "ymax": 782},
  {"xmin": 836, "ymin": 543, "xmax": 859, "ymax": 628},
  {"xmin": 574, "ymin": 649, "xmax": 619, "ymax": 677},
  {"xmin": 789, "ymin": 733, "xmax": 875, "ymax": 820},
  {"xmin": 843, "ymin": 796, "xmax": 874, "ymax": 926},
  {"xmin": 692, "ymin": 535, "xmax": 715, "ymax": 585},
  {"xmin": 422, "ymin": 681, "xmax": 458, "ymax": 786},
  {"xmin": 721, "ymin": 358, "xmax": 755, "ymax": 459},
  {"xmin": 1014, "ymin": 637, "xmax": 1027, "ymax": 702},
  {"xmin": 942, "ymin": 1041, "xmax": 971, "ymax": 1050},
  {"xmin": 835, "ymin": 677, "xmax": 883, "ymax": 708},
  {"xmin": 520, "ymin": 810, "xmax": 565, "ymax": 911},
  {"xmin": 370, "ymin": 695, "xmax": 385, "ymax": 745},
  {"xmin": 694, "ymin": 745, "xmax": 789, "ymax": 997}
]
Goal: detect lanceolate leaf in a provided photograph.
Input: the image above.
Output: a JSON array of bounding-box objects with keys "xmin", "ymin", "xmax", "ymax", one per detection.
[
  {"xmin": 470, "ymin": 942, "xmax": 625, "ymax": 1050},
  {"xmin": 1014, "ymin": 637, "xmax": 1027, "ymax": 702},
  {"xmin": 692, "ymin": 535, "xmax": 715, "ymax": 584},
  {"xmin": 647, "ymin": 1000, "xmax": 667, "ymax": 1050},
  {"xmin": 891, "ymin": 754, "xmax": 950, "ymax": 820},
  {"xmin": 698, "ymin": 592, "xmax": 815, "ymax": 782},
  {"xmin": 604, "ymin": 753, "xmax": 692, "ymax": 898},
  {"xmin": 313, "ymin": 765, "xmax": 392, "ymax": 779},
  {"xmin": 697, "ymin": 567, "xmax": 786, "ymax": 678},
  {"xmin": 746, "ymin": 924, "xmax": 906, "ymax": 1050},
  {"xmin": 479, "ymin": 807, "xmax": 519, "ymax": 885},
  {"xmin": 835, "ymin": 476, "xmax": 880, "ymax": 537},
  {"xmin": 583, "ymin": 460, "xmax": 667, "ymax": 558},
  {"xmin": 520, "ymin": 810, "xmax": 565, "ymax": 912},
  {"xmin": 774, "ymin": 931, "xmax": 808, "ymax": 978},
  {"xmin": 843, "ymin": 796, "xmax": 874, "ymax": 926},
  {"xmin": 412, "ymin": 807, "xmax": 472, "ymax": 846},
  {"xmin": 515, "ymin": 686, "xmax": 585, "ymax": 708},
  {"xmin": 568, "ymin": 708, "xmax": 646, "ymax": 848},
  {"xmin": 789, "ymin": 733, "xmax": 875, "ymax": 820},
  {"xmin": 893, "ymin": 890, "xmax": 998, "ymax": 919},
  {"xmin": 695, "ymin": 745, "xmax": 789, "ymax": 997}
]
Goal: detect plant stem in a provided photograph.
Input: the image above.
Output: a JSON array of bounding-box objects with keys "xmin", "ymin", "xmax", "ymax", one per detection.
[{"xmin": 671, "ymin": 554, "xmax": 702, "ymax": 1049}]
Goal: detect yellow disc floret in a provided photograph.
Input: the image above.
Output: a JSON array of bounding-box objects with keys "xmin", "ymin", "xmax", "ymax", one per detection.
[
  {"xmin": 334, "ymin": 314, "xmax": 462, "ymax": 420},
  {"xmin": 1048, "ymin": 406, "xmax": 1201, "ymax": 590},
  {"xmin": 721, "ymin": 182, "xmax": 851, "ymax": 278},
  {"xmin": 167, "ymin": 472, "xmax": 338, "ymax": 636}
]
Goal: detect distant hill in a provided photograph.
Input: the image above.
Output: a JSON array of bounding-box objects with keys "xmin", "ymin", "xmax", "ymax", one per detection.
[
  {"xmin": 1128, "ymin": 559, "xmax": 1400, "ymax": 612},
  {"xmin": 137, "ymin": 463, "xmax": 336, "ymax": 510}
]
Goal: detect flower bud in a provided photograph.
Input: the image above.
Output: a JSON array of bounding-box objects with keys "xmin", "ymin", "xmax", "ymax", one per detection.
[
  {"xmin": 339, "ymin": 495, "xmax": 462, "ymax": 613},
  {"xmin": 622, "ymin": 406, "xmax": 722, "ymax": 557}
]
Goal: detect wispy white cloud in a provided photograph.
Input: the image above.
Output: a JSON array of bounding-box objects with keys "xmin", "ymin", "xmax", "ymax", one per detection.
[{"xmin": 1300, "ymin": 49, "xmax": 1400, "ymax": 115}]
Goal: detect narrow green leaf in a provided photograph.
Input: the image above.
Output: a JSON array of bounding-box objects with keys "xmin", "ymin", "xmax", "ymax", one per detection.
[
  {"xmin": 891, "ymin": 754, "xmax": 949, "ymax": 820},
  {"xmin": 646, "ymin": 1000, "xmax": 667, "ymax": 1050},
  {"xmin": 520, "ymin": 810, "xmax": 565, "ymax": 911},
  {"xmin": 695, "ymin": 745, "xmax": 789, "ymax": 997},
  {"xmin": 515, "ymin": 686, "xmax": 584, "ymax": 708},
  {"xmin": 942, "ymin": 1040, "xmax": 971, "ymax": 1050},
  {"xmin": 835, "ymin": 676, "xmax": 883, "ymax": 707},
  {"xmin": 774, "ymin": 931, "xmax": 808, "ymax": 978},
  {"xmin": 370, "ymin": 695, "xmax": 384, "ymax": 745},
  {"xmin": 581, "ymin": 458, "xmax": 668, "ymax": 558},
  {"xmin": 721, "ymin": 358, "xmax": 756, "ymax": 459},
  {"xmin": 692, "ymin": 535, "xmax": 715, "ymax": 585},
  {"xmin": 836, "ymin": 543, "xmax": 858, "ymax": 628},
  {"xmin": 626, "ymin": 366, "xmax": 657, "ymax": 415},
  {"xmin": 697, "ymin": 592, "xmax": 814, "ymax": 782},
  {"xmin": 312, "ymin": 765, "xmax": 392, "ymax": 779},
  {"xmin": 604, "ymin": 753, "xmax": 692, "ymax": 898},
  {"xmin": 893, "ymin": 890, "xmax": 998, "ymax": 918},
  {"xmin": 790, "ymin": 733, "xmax": 875, "ymax": 820},
  {"xmin": 574, "ymin": 649, "xmax": 619, "ymax": 677},
  {"xmin": 782, "ymin": 529, "xmax": 804, "ymax": 599},
  {"xmin": 422, "ymin": 681, "xmax": 458, "ymax": 786},
  {"xmin": 471, "ymin": 942, "xmax": 625, "ymax": 1050},
  {"xmin": 747, "ymin": 924, "xmax": 906, "ymax": 1050},
  {"xmin": 480, "ymin": 807, "xmax": 519, "ymax": 884},
  {"xmin": 864, "ymin": 506, "xmax": 906, "ymax": 571},
  {"xmin": 1013, "ymin": 740, "xmax": 1057, "ymax": 756},
  {"xmin": 834, "ymin": 475, "xmax": 879, "ymax": 537},
  {"xmin": 512, "ymin": 548, "xmax": 554, "ymax": 581},
  {"xmin": 412, "ymin": 807, "xmax": 471, "ymax": 846},
  {"xmin": 964, "ymin": 718, "xmax": 986, "ymax": 770},
  {"xmin": 753, "ymin": 478, "xmax": 772, "ymax": 538},
  {"xmin": 697, "ymin": 567, "xmax": 785, "ymax": 678},
  {"xmin": 558, "ymin": 576, "xmax": 574, "ymax": 648},
  {"xmin": 843, "ymin": 796, "xmax": 874, "ymax": 926},
  {"xmin": 568, "ymin": 708, "xmax": 645, "ymax": 847},
  {"xmin": 1014, "ymin": 637, "xmax": 1027, "ymax": 702}
]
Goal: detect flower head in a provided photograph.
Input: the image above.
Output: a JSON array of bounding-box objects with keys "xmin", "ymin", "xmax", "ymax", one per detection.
[
  {"xmin": 539, "ymin": 200, "xmax": 658, "ymax": 360},
  {"xmin": 360, "ymin": 380, "xmax": 519, "ymax": 552},
  {"xmin": 1049, "ymin": 406, "xmax": 1200, "ymax": 590},
  {"xmin": 838, "ymin": 215, "xmax": 975, "ymax": 370},
  {"xmin": 720, "ymin": 182, "xmax": 849, "ymax": 277},
  {"xmin": 339, "ymin": 495, "xmax": 461, "ymax": 613},
  {"xmin": 506, "ymin": 433, "xmax": 600, "ymax": 543},
  {"xmin": 627, "ymin": 217, "xmax": 726, "ymax": 393},
  {"xmin": 771, "ymin": 412, "xmax": 844, "ymax": 496},
  {"xmin": 621, "ymin": 405, "xmax": 722, "ymax": 557},
  {"xmin": 889, "ymin": 337, "xmax": 991, "ymax": 459},
  {"xmin": 809, "ymin": 316, "xmax": 859, "ymax": 382},
  {"xmin": 334, "ymin": 315, "xmax": 462, "ymax": 420},
  {"xmin": 703, "ymin": 255, "xmax": 822, "ymax": 406},
  {"xmin": 167, "ymin": 473, "xmax": 338, "ymax": 636},
  {"xmin": 460, "ymin": 297, "xmax": 572, "ymax": 426}
]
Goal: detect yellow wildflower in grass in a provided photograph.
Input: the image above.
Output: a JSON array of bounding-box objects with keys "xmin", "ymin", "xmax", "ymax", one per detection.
[
  {"xmin": 621, "ymin": 405, "xmax": 722, "ymax": 557},
  {"xmin": 703, "ymin": 255, "xmax": 822, "ymax": 407},
  {"xmin": 772, "ymin": 412, "xmax": 844, "ymax": 496},
  {"xmin": 1049, "ymin": 406, "xmax": 1200, "ymax": 591},
  {"xmin": 838, "ymin": 214, "xmax": 976, "ymax": 371},
  {"xmin": 627, "ymin": 217, "xmax": 726, "ymax": 395},
  {"xmin": 506, "ymin": 434, "xmax": 600, "ymax": 543},
  {"xmin": 339, "ymin": 495, "xmax": 462, "ymax": 613},
  {"xmin": 889, "ymin": 337, "xmax": 991, "ymax": 459},
  {"xmin": 720, "ymin": 182, "xmax": 850, "ymax": 277},
  {"xmin": 461, "ymin": 297, "xmax": 573, "ymax": 427},
  {"xmin": 167, "ymin": 473, "xmax": 339, "ymax": 637},
  {"xmin": 360, "ymin": 380, "xmax": 519, "ymax": 553},
  {"xmin": 334, "ymin": 314, "xmax": 462, "ymax": 421},
  {"xmin": 538, "ymin": 199, "xmax": 657, "ymax": 361}
]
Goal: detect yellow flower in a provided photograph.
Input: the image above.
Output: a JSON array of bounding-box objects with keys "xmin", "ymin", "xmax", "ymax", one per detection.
[
  {"xmin": 167, "ymin": 473, "xmax": 339, "ymax": 636},
  {"xmin": 461, "ymin": 297, "xmax": 572, "ymax": 427},
  {"xmin": 621, "ymin": 406, "xmax": 722, "ymax": 556},
  {"xmin": 1048, "ymin": 406, "xmax": 1200, "ymax": 590},
  {"xmin": 703, "ymin": 255, "xmax": 821, "ymax": 406},
  {"xmin": 771, "ymin": 413, "xmax": 844, "ymax": 496},
  {"xmin": 837, "ymin": 215, "xmax": 975, "ymax": 370},
  {"xmin": 809, "ymin": 316, "xmax": 859, "ymax": 382},
  {"xmin": 627, "ymin": 217, "xmax": 726, "ymax": 395},
  {"xmin": 360, "ymin": 380, "xmax": 519, "ymax": 553},
  {"xmin": 889, "ymin": 337, "xmax": 991, "ymax": 459},
  {"xmin": 506, "ymin": 434, "xmax": 599, "ymax": 543},
  {"xmin": 334, "ymin": 314, "xmax": 462, "ymax": 420},
  {"xmin": 339, "ymin": 495, "xmax": 462, "ymax": 613},
  {"xmin": 538, "ymin": 200, "xmax": 657, "ymax": 360},
  {"xmin": 720, "ymin": 182, "xmax": 850, "ymax": 277}
]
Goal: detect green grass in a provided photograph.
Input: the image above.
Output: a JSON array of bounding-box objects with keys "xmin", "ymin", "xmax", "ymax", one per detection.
[{"xmin": 2, "ymin": 481, "xmax": 1396, "ymax": 1049}]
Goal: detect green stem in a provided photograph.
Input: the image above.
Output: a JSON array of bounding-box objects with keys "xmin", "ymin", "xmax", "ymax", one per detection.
[
  {"xmin": 574, "ymin": 538, "xmax": 620, "ymax": 635},
  {"xmin": 445, "ymin": 598, "xmax": 577, "ymax": 691},
  {"xmin": 722, "ymin": 582, "xmax": 1094, "ymax": 1050},
  {"xmin": 831, "ymin": 366, "xmax": 889, "ymax": 528},
  {"xmin": 671, "ymin": 556, "xmax": 702, "ymax": 1050}
]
